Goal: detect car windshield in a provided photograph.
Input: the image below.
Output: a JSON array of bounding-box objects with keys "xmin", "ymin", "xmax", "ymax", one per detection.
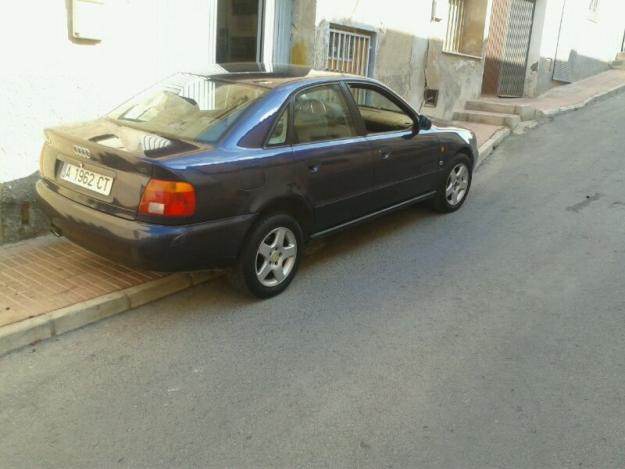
[{"xmin": 108, "ymin": 73, "xmax": 268, "ymax": 144}]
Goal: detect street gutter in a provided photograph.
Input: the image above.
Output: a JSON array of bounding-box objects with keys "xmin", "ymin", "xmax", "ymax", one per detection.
[
  {"xmin": 0, "ymin": 271, "xmax": 220, "ymax": 356},
  {"xmin": 475, "ymin": 127, "xmax": 511, "ymax": 169}
]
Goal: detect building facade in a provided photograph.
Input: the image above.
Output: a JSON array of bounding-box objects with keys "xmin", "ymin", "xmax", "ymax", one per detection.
[
  {"xmin": 294, "ymin": 0, "xmax": 625, "ymax": 108},
  {"xmin": 292, "ymin": 0, "xmax": 494, "ymax": 119},
  {"xmin": 1, "ymin": 0, "xmax": 624, "ymax": 242}
]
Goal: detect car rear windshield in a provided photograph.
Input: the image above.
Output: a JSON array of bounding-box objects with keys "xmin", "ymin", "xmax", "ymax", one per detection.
[{"xmin": 108, "ymin": 73, "xmax": 268, "ymax": 144}]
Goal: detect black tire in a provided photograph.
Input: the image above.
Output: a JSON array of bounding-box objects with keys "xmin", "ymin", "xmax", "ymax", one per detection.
[
  {"xmin": 430, "ymin": 153, "xmax": 473, "ymax": 213},
  {"xmin": 229, "ymin": 213, "xmax": 304, "ymax": 299}
]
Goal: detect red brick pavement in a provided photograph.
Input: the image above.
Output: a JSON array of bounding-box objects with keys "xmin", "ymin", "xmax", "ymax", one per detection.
[{"xmin": 0, "ymin": 236, "xmax": 163, "ymax": 328}]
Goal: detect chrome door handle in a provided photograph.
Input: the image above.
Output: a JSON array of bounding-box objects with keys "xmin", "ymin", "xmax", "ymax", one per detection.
[
  {"xmin": 379, "ymin": 150, "xmax": 392, "ymax": 160},
  {"xmin": 308, "ymin": 164, "xmax": 320, "ymax": 173}
]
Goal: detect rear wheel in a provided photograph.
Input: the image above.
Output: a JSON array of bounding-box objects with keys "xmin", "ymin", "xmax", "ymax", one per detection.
[
  {"xmin": 431, "ymin": 154, "xmax": 472, "ymax": 213},
  {"xmin": 229, "ymin": 213, "xmax": 304, "ymax": 298}
]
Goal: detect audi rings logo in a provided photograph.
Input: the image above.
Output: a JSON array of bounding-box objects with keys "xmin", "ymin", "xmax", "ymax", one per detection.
[{"xmin": 73, "ymin": 145, "xmax": 92, "ymax": 159}]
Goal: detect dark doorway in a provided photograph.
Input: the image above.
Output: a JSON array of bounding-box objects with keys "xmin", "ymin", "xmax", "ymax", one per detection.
[
  {"xmin": 217, "ymin": 0, "xmax": 262, "ymax": 63},
  {"xmin": 482, "ymin": 0, "xmax": 535, "ymax": 97}
]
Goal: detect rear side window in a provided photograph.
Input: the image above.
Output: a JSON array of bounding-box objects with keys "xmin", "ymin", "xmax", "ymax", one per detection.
[
  {"xmin": 348, "ymin": 84, "xmax": 414, "ymax": 134},
  {"xmin": 293, "ymin": 85, "xmax": 357, "ymax": 144},
  {"xmin": 267, "ymin": 108, "xmax": 289, "ymax": 146}
]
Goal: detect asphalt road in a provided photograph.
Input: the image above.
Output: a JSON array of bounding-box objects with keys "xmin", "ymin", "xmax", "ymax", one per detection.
[{"xmin": 2, "ymin": 92, "xmax": 625, "ymax": 468}]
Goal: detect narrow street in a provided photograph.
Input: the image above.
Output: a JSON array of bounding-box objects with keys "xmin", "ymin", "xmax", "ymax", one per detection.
[{"xmin": 2, "ymin": 92, "xmax": 625, "ymax": 468}]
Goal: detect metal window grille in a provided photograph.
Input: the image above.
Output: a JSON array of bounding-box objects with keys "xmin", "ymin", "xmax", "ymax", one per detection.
[
  {"xmin": 444, "ymin": 0, "xmax": 465, "ymax": 53},
  {"xmin": 326, "ymin": 26, "xmax": 372, "ymax": 76}
]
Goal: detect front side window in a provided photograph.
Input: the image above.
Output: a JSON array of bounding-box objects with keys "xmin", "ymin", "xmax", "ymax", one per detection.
[
  {"xmin": 349, "ymin": 85, "xmax": 414, "ymax": 134},
  {"xmin": 293, "ymin": 85, "xmax": 357, "ymax": 144},
  {"xmin": 108, "ymin": 73, "xmax": 268, "ymax": 144}
]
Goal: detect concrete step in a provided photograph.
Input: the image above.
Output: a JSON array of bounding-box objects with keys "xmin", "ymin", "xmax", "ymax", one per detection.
[
  {"xmin": 452, "ymin": 110, "xmax": 521, "ymax": 129},
  {"xmin": 465, "ymin": 100, "xmax": 537, "ymax": 121},
  {"xmin": 465, "ymin": 100, "xmax": 516, "ymax": 115},
  {"xmin": 610, "ymin": 59, "xmax": 625, "ymax": 70}
]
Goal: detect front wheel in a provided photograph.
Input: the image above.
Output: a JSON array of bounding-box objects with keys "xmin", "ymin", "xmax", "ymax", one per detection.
[
  {"xmin": 229, "ymin": 213, "xmax": 304, "ymax": 298},
  {"xmin": 430, "ymin": 154, "xmax": 472, "ymax": 213}
]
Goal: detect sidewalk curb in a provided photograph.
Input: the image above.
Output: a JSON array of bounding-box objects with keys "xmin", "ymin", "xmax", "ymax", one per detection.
[
  {"xmin": 0, "ymin": 271, "xmax": 222, "ymax": 357},
  {"xmin": 476, "ymin": 127, "xmax": 511, "ymax": 169},
  {"xmin": 540, "ymin": 80, "xmax": 625, "ymax": 117},
  {"xmin": 476, "ymin": 77, "xmax": 625, "ymax": 166}
]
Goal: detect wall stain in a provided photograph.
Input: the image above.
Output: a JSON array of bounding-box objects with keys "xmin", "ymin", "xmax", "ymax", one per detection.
[{"xmin": 290, "ymin": 41, "xmax": 308, "ymax": 66}]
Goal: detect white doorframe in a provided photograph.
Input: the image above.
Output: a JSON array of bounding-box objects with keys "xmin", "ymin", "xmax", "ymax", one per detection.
[
  {"xmin": 262, "ymin": 0, "xmax": 276, "ymax": 63},
  {"xmin": 262, "ymin": 0, "xmax": 293, "ymax": 64},
  {"xmin": 272, "ymin": 0, "xmax": 293, "ymax": 64},
  {"xmin": 207, "ymin": 0, "xmax": 218, "ymax": 64}
]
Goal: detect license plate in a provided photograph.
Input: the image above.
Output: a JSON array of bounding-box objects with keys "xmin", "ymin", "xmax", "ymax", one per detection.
[{"xmin": 60, "ymin": 162, "xmax": 114, "ymax": 196}]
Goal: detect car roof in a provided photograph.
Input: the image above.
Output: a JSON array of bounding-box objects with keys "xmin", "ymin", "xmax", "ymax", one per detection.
[{"xmin": 188, "ymin": 62, "xmax": 369, "ymax": 89}]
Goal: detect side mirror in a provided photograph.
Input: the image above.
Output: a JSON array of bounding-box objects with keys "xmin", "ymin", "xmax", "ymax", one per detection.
[{"xmin": 416, "ymin": 114, "xmax": 432, "ymax": 131}]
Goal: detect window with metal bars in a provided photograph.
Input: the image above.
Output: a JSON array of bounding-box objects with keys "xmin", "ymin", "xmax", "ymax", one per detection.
[
  {"xmin": 443, "ymin": 0, "xmax": 488, "ymax": 57},
  {"xmin": 326, "ymin": 25, "xmax": 373, "ymax": 77},
  {"xmin": 444, "ymin": 0, "xmax": 465, "ymax": 54}
]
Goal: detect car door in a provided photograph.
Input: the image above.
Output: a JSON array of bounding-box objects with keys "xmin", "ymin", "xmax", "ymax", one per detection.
[
  {"xmin": 288, "ymin": 83, "xmax": 377, "ymax": 232},
  {"xmin": 347, "ymin": 82, "xmax": 441, "ymax": 210}
]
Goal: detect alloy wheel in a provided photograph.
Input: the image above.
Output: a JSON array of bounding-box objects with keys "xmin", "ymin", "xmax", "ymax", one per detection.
[
  {"xmin": 255, "ymin": 227, "xmax": 298, "ymax": 287},
  {"xmin": 445, "ymin": 163, "xmax": 470, "ymax": 207}
]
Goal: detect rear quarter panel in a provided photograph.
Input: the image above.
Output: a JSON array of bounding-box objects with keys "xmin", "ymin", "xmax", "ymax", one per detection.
[{"xmin": 158, "ymin": 145, "xmax": 303, "ymax": 223}]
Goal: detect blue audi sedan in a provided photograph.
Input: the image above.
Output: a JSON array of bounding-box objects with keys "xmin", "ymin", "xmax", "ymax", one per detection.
[{"xmin": 37, "ymin": 63, "xmax": 478, "ymax": 298}]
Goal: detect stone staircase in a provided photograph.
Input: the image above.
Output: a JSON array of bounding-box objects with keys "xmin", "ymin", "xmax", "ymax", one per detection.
[
  {"xmin": 453, "ymin": 99, "xmax": 539, "ymax": 131},
  {"xmin": 610, "ymin": 52, "xmax": 625, "ymax": 70}
]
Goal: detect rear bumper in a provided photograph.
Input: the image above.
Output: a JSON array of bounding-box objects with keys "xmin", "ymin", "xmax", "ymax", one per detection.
[{"xmin": 36, "ymin": 180, "xmax": 255, "ymax": 271}]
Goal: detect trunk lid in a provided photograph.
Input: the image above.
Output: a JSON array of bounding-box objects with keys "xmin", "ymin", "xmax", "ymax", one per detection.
[{"xmin": 40, "ymin": 118, "xmax": 202, "ymax": 220}]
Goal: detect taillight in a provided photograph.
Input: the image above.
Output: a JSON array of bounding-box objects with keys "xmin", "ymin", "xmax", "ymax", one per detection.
[{"xmin": 138, "ymin": 179, "xmax": 196, "ymax": 217}]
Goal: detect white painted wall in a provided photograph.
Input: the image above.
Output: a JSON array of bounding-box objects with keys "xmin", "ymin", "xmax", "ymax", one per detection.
[
  {"xmin": 0, "ymin": 0, "xmax": 217, "ymax": 183},
  {"xmin": 564, "ymin": 0, "xmax": 625, "ymax": 63},
  {"xmin": 539, "ymin": 0, "xmax": 625, "ymax": 63},
  {"xmin": 534, "ymin": 0, "xmax": 567, "ymax": 61},
  {"xmin": 527, "ymin": 0, "xmax": 625, "ymax": 94}
]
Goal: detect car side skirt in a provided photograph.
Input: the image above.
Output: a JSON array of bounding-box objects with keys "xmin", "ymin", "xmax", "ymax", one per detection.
[{"xmin": 310, "ymin": 190, "xmax": 437, "ymax": 239}]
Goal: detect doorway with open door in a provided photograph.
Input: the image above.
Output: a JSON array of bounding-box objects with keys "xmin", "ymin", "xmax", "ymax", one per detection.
[
  {"xmin": 211, "ymin": 0, "xmax": 292, "ymax": 65},
  {"xmin": 217, "ymin": 0, "xmax": 263, "ymax": 63},
  {"xmin": 482, "ymin": 0, "xmax": 536, "ymax": 98}
]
